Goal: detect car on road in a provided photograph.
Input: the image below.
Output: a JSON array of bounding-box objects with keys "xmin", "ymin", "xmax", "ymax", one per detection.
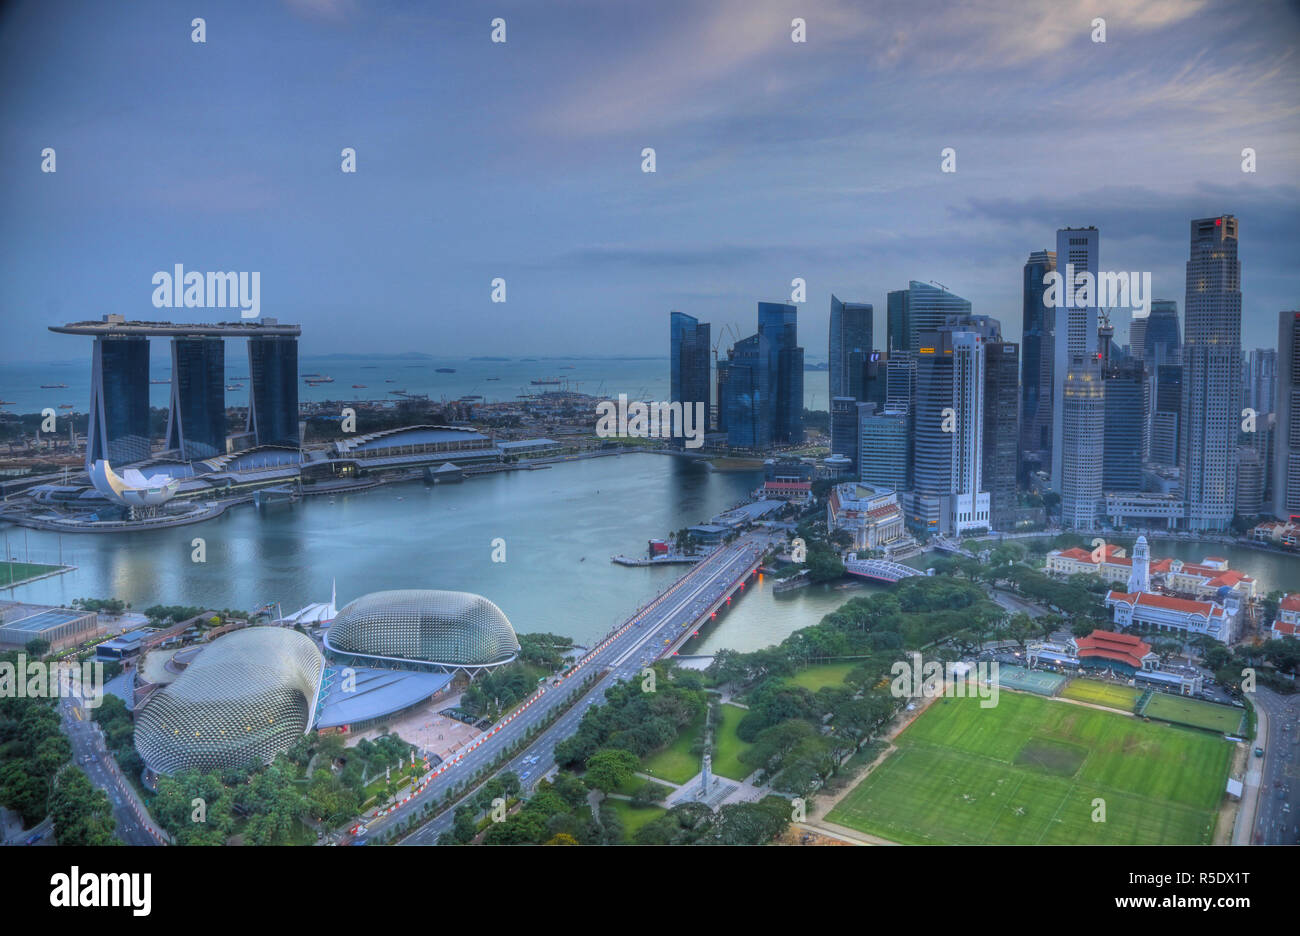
[
  {"xmin": 1256, "ymin": 747, "xmax": 1265, "ymax": 757},
  {"xmin": 24, "ymin": 832, "xmax": 43, "ymax": 845}
]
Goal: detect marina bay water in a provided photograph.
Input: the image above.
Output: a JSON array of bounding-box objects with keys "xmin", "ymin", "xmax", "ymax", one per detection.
[
  {"xmin": 1, "ymin": 455, "xmax": 1294, "ymax": 652},
  {"xmin": 0, "ymin": 355, "xmax": 833, "ymax": 414}
]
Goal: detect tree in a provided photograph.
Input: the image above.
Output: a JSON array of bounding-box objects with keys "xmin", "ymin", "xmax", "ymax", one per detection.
[{"xmin": 584, "ymin": 748, "xmax": 639, "ymax": 794}]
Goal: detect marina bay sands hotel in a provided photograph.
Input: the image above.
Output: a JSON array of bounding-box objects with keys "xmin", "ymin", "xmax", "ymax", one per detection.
[{"xmin": 49, "ymin": 315, "xmax": 301, "ymax": 469}]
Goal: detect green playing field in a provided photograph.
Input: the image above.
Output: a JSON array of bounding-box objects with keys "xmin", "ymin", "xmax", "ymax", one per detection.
[{"xmin": 827, "ymin": 691, "xmax": 1230, "ymax": 845}]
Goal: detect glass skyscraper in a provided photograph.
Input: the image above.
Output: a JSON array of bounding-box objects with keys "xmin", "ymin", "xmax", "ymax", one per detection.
[
  {"xmin": 1020, "ymin": 249, "xmax": 1056, "ymax": 468},
  {"xmin": 167, "ymin": 337, "xmax": 226, "ymax": 460},
  {"xmin": 670, "ymin": 311, "xmax": 711, "ymax": 437},
  {"xmin": 886, "ymin": 281, "xmax": 972, "ymax": 355},
  {"xmin": 1143, "ymin": 299, "xmax": 1181, "ymax": 365},
  {"xmin": 248, "ymin": 335, "xmax": 300, "ymax": 448},
  {"xmin": 720, "ymin": 303, "xmax": 803, "ymax": 450},
  {"xmin": 87, "ymin": 335, "xmax": 151, "ymax": 469},
  {"xmin": 1103, "ymin": 360, "xmax": 1145, "ymax": 493},
  {"xmin": 828, "ymin": 295, "xmax": 873, "ymax": 400},
  {"xmin": 983, "ymin": 339, "xmax": 1020, "ymax": 530}
]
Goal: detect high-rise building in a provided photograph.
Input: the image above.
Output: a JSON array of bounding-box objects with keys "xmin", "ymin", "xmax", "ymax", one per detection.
[
  {"xmin": 830, "ymin": 396, "xmax": 860, "ymax": 471},
  {"xmin": 885, "ymin": 353, "xmax": 916, "ymax": 414},
  {"xmin": 828, "ymin": 296, "xmax": 873, "ymax": 400},
  {"xmin": 887, "ymin": 281, "xmax": 971, "ymax": 355},
  {"xmin": 1051, "ymin": 227, "xmax": 1100, "ymax": 493},
  {"xmin": 166, "ymin": 337, "xmax": 226, "ymax": 461},
  {"xmin": 669, "ymin": 311, "xmax": 711, "ymax": 443},
  {"xmin": 1181, "ymin": 215, "xmax": 1241, "ymax": 531},
  {"xmin": 1150, "ymin": 362, "xmax": 1183, "ymax": 466},
  {"xmin": 1021, "ymin": 249, "xmax": 1056, "ymax": 469},
  {"xmin": 909, "ymin": 327, "xmax": 989, "ymax": 534},
  {"xmin": 1144, "ymin": 300, "xmax": 1181, "ymax": 365},
  {"xmin": 248, "ymin": 335, "xmax": 300, "ymax": 448},
  {"xmin": 1103, "ymin": 360, "xmax": 1145, "ymax": 493},
  {"xmin": 1246, "ymin": 348, "xmax": 1278, "ymax": 419},
  {"xmin": 1236, "ymin": 446, "xmax": 1264, "ymax": 517},
  {"xmin": 87, "ymin": 335, "xmax": 151, "ymax": 469},
  {"xmin": 715, "ymin": 359, "xmax": 730, "ymax": 434},
  {"xmin": 859, "ymin": 406, "xmax": 910, "ymax": 493},
  {"xmin": 1274, "ymin": 310, "xmax": 1300, "ymax": 520},
  {"xmin": 1128, "ymin": 313, "xmax": 1148, "ymax": 366},
  {"xmin": 720, "ymin": 302, "xmax": 804, "ymax": 450},
  {"xmin": 845, "ymin": 350, "xmax": 887, "ymax": 409},
  {"xmin": 1060, "ymin": 358, "xmax": 1105, "ymax": 529},
  {"xmin": 983, "ymin": 339, "xmax": 1020, "ymax": 531}
]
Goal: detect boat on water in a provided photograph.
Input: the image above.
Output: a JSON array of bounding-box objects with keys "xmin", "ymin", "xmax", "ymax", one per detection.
[
  {"xmin": 531, "ymin": 378, "xmax": 562, "ymax": 385},
  {"xmin": 485, "ymin": 377, "xmax": 500, "ymax": 381},
  {"xmin": 39, "ymin": 383, "xmax": 68, "ymax": 389},
  {"xmin": 384, "ymin": 378, "xmax": 395, "ymax": 383},
  {"xmin": 559, "ymin": 365, "xmax": 575, "ymax": 369},
  {"xmin": 435, "ymin": 367, "xmax": 456, "ymax": 373},
  {"xmin": 352, "ymin": 384, "xmax": 367, "ymax": 389},
  {"xmin": 305, "ymin": 375, "xmax": 334, "ymax": 384},
  {"xmin": 58, "ymin": 403, "xmax": 74, "ymax": 409}
]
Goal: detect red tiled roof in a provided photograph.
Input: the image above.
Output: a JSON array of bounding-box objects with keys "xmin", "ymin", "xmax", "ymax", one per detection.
[
  {"xmin": 1107, "ymin": 590, "xmax": 1224, "ymax": 618},
  {"xmin": 1279, "ymin": 595, "xmax": 1300, "ymax": 613},
  {"xmin": 1075, "ymin": 629, "xmax": 1153, "ymax": 669},
  {"xmin": 1275, "ymin": 619, "xmax": 1298, "ymax": 637},
  {"xmin": 764, "ymin": 481, "xmax": 811, "ymax": 492}
]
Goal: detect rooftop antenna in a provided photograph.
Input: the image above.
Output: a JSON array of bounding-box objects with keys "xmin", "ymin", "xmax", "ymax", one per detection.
[{"xmin": 929, "ymin": 280, "xmax": 948, "ymax": 291}]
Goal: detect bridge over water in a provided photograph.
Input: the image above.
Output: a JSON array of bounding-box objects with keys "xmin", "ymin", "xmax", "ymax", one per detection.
[{"xmin": 843, "ymin": 555, "xmax": 926, "ymax": 584}]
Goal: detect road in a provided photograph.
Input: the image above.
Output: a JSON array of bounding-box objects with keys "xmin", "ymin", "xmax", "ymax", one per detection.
[
  {"xmin": 348, "ymin": 534, "xmax": 771, "ymax": 846},
  {"xmin": 1247, "ymin": 686, "xmax": 1299, "ymax": 845},
  {"xmin": 59, "ymin": 692, "xmax": 166, "ymax": 846}
]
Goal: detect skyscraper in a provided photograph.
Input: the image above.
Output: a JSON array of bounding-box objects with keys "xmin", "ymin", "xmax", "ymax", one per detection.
[
  {"xmin": 721, "ymin": 302, "xmax": 804, "ymax": 449},
  {"xmin": 1150, "ymin": 363, "xmax": 1183, "ymax": 466},
  {"xmin": 670, "ymin": 311, "xmax": 711, "ymax": 443},
  {"xmin": 1274, "ymin": 310, "xmax": 1300, "ymax": 520},
  {"xmin": 1143, "ymin": 299, "xmax": 1181, "ymax": 365},
  {"xmin": 1051, "ymin": 226, "xmax": 1100, "ymax": 493},
  {"xmin": 1020, "ymin": 249, "xmax": 1056, "ymax": 469},
  {"xmin": 830, "ymin": 396, "xmax": 860, "ymax": 471},
  {"xmin": 248, "ymin": 335, "xmax": 300, "ymax": 448},
  {"xmin": 910, "ymin": 327, "xmax": 989, "ymax": 534},
  {"xmin": 87, "ymin": 335, "xmax": 151, "ymax": 469},
  {"xmin": 859, "ymin": 406, "xmax": 910, "ymax": 493},
  {"xmin": 1246, "ymin": 348, "xmax": 1278, "ymax": 419},
  {"xmin": 887, "ymin": 281, "xmax": 971, "ymax": 355},
  {"xmin": 1060, "ymin": 359, "xmax": 1105, "ymax": 529},
  {"xmin": 845, "ymin": 350, "xmax": 887, "ymax": 409},
  {"xmin": 1181, "ymin": 215, "xmax": 1241, "ymax": 531},
  {"xmin": 167, "ymin": 337, "xmax": 226, "ymax": 461},
  {"xmin": 1103, "ymin": 360, "xmax": 1145, "ymax": 493},
  {"xmin": 983, "ymin": 339, "xmax": 1020, "ymax": 531},
  {"xmin": 828, "ymin": 296, "xmax": 873, "ymax": 400}
]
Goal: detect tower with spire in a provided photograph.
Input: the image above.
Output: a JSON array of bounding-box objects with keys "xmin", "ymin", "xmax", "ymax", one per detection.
[{"xmin": 1126, "ymin": 535, "xmax": 1150, "ymax": 594}]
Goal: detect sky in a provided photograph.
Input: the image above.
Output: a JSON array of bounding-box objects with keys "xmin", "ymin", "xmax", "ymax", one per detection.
[{"xmin": 1, "ymin": 0, "xmax": 1298, "ymax": 364}]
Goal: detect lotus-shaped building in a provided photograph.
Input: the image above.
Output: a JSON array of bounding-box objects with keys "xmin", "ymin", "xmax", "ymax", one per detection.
[
  {"xmin": 88, "ymin": 459, "xmax": 180, "ymax": 507},
  {"xmin": 324, "ymin": 589, "xmax": 520, "ymax": 673},
  {"xmin": 135, "ymin": 627, "xmax": 324, "ymax": 776}
]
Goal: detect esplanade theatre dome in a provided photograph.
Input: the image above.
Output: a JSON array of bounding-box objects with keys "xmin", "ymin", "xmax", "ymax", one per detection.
[{"xmin": 324, "ymin": 590, "xmax": 520, "ymax": 671}]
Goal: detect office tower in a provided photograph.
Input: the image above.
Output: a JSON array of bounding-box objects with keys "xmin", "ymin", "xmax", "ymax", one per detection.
[
  {"xmin": 1129, "ymin": 313, "xmax": 1148, "ymax": 365},
  {"xmin": 1181, "ymin": 215, "xmax": 1241, "ymax": 531},
  {"xmin": 910, "ymin": 328, "xmax": 989, "ymax": 534},
  {"xmin": 829, "ymin": 296, "xmax": 873, "ymax": 399},
  {"xmin": 87, "ymin": 335, "xmax": 152, "ymax": 469},
  {"xmin": 758, "ymin": 301, "xmax": 804, "ymax": 446},
  {"xmin": 845, "ymin": 350, "xmax": 887, "ymax": 409},
  {"xmin": 1060, "ymin": 358, "xmax": 1105, "ymax": 529},
  {"xmin": 1103, "ymin": 360, "xmax": 1145, "ymax": 492},
  {"xmin": 1236, "ymin": 446, "xmax": 1264, "ymax": 517},
  {"xmin": 1275, "ymin": 311, "xmax": 1300, "ymax": 520},
  {"xmin": 247, "ymin": 335, "xmax": 300, "ymax": 448},
  {"xmin": 1246, "ymin": 348, "xmax": 1278, "ymax": 418},
  {"xmin": 1021, "ymin": 250, "xmax": 1057, "ymax": 470},
  {"xmin": 715, "ymin": 358, "xmax": 730, "ymax": 433},
  {"xmin": 830, "ymin": 397, "xmax": 860, "ymax": 470},
  {"xmin": 669, "ymin": 311, "xmax": 711, "ymax": 443},
  {"xmin": 1051, "ymin": 227, "xmax": 1100, "ymax": 493},
  {"xmin": 859, "ymin": 406, "xmax": 910, "ymax": 493},
  {"xmin": 1143, "ymin": 300, "xmax": 1181, "ymax": 365},
  {"xmin": 1150, "ymin": 363, "xmax": 1183, "ymax": 466},
  {"xmin": 166, "ymin": 337, "xmax": 226, "ymax": 461},
  {"xmin": 887, "ymin": 281, "xmax": 972, "ymax": 355},
  {"xmin": 885, "ymin": 353, "xmax": 916, "ymax": 414},
  {"xmin": 723, "ymin": 335, "xmax": 763, "ymax": 448},
  {"xmin": 983, "ymin": 339, "xmax": 1020, "ymax": 531}
]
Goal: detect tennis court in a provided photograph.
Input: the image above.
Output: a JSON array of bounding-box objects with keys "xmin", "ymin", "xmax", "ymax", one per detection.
[{"xmin": 995, "ymin": 664, "xmax": 1067, "ymax": 697}]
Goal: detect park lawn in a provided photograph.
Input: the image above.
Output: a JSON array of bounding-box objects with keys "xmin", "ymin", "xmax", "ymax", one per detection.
[
  {"xmin": 827, "ymin": 692, "xmax": 1230, "ymax": 845},
  {"xmin": 711, "ymin": 703, "xmax": 755, "ymax": 781},
  {"xmin": 1143, "ymin": 693, "xmax": 1245, "ymax": 735},
  {"xmin": 641, "ymin": 707, "xmax": 706, "ymax": 785},
  {"xmin": 785, "ymin": 661, "xmax": 858, "ymax": 692},
  {"xmin": 606, "ymin": 799, "xmax": 667, "ymax": 841},
  {"xmin": 1061, "ymin": 679, "xmax": 1142, "ymax": 712},
  {"xmin": 0, "ymin": 560, "xmax": 63, "ymax": 587}
]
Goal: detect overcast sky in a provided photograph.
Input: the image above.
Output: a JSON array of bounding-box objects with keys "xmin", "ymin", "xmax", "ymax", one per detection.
[{"xmin": 2, "ymin": 0, "xmax": 1298, "ymax": 363}]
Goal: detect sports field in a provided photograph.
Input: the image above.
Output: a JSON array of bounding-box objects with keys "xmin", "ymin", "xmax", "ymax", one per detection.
[
  {"xmin": 995, "ymin": 664, "xmax": 1066, "ymax": 696},
  {"xmin": 1142, "ymin": 693, "xmax": 1245, "ymax": 735},
  {"xmin": 827, "ymin": 691, "xmax": 1230, "ymax": 845},
  {"xmin": 1061, "ymin": 679, "xmax": 1142, "ymax": 711}
]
